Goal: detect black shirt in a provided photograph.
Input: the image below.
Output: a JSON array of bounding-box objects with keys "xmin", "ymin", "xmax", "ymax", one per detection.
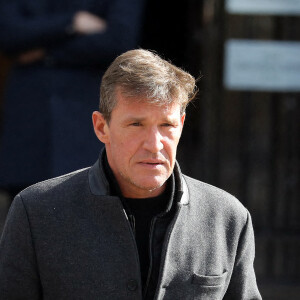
[
  {"xmin": 124, "ymin": 183, "xmax": 171, "ymax": 286},
  {"xmin": 103, "ymin": 154, "xmax": 177, "ymax": 299}
]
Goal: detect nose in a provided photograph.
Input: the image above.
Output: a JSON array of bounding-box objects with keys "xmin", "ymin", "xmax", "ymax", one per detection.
[{"xmin": 143, "ymin": 127, "xmax": 164, "ymax": 153}]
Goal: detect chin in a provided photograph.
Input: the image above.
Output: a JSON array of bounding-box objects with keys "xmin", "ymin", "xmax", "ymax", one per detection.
[{"xmin": 135, "ymin": 176, "xmax": 168, "ymax": 191}]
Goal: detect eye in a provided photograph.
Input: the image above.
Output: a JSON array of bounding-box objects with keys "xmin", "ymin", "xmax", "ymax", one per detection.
[
  {"xmin": 161, "ymin": 123, "xmax": 177, "ymax": 128},
  {"xmin": 130, "ymin": 122, "xmax": 141, "ymax": 126}
]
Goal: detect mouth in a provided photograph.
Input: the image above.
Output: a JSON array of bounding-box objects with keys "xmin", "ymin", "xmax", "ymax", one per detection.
[{"xmin": 138, "ymin": 160, "xmax": 165, "ymax": 167}]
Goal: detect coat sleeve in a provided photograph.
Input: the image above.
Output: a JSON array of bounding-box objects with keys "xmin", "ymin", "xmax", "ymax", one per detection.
[
  {"xmin": 0, "ymin": 0, "xmax": 74, "ymax": 54},
  {"xmin": 0, "ymin": 195, "xmax": 42, "ymax": 299},
  {"xmin": 47, "ymin": 0, "xmax": 145, "ymax": 67},
  {"xmin": 223, "ymin": 210, "xmax": 262, "ymax": 300}
]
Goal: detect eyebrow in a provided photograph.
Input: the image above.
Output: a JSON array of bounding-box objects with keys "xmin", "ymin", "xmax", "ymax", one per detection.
[
  {"xmin": 122, "ymin": 116, "xmax": 145, "ymax": 123},
  {"xmin": 123, "ymin": 115, "xmax": 178, "ymax": 123},
  {"xmin": 123, "ymin": 118, "xmax": 180, "ymax": 130}
]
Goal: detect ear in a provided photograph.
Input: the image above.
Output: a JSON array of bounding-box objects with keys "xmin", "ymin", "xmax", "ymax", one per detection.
[
  {"xmin": 181, "ymin": 113, "xmax": 186, "ymax": 128},
  {"xmin": 92, "ymin": 111, "xmax": 110, "ymax": 144}
]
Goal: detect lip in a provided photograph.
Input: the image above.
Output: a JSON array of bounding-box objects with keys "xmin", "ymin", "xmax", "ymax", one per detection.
[
  {"xmin": 137, "ymin": 160, "xmax": 165, "ymax": 168},
  {"xmin": 138, "ymin": 159, "xmax": 165, "ymax": 164}
]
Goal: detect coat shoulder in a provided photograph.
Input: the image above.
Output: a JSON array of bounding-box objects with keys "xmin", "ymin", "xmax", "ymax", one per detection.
[
  {"xmin": 182, "ymin": 174, "xmax": 248, "ymax": 221},
  {"xmin": 18, "ymin": 167, "xmax": 91, "ymax": 206}
]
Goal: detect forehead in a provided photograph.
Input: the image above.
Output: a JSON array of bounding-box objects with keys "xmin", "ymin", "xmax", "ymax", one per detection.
[
  {"xmin": 115, "ymin": 87, "xmax": 180, "ymax": 109},
  {"xmin": 113, "ymin": 91, "xmax": 181, "ymax": 118}
]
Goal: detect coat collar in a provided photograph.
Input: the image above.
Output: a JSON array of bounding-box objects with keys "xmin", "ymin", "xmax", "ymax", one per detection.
[{"xmin": 88, "ymin": 148, "xmax": 189, "ymax": 205}]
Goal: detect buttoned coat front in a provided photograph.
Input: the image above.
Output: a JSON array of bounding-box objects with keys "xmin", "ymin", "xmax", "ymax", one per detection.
[{"xmin": 0, "ymin": 156, "xmax": 262, "ymax": 299}]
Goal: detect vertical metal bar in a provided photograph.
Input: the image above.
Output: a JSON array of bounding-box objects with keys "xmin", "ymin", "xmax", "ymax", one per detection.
[{"xmin": 238, "ymin": 93, "xmax": 252, "ymax": 207}]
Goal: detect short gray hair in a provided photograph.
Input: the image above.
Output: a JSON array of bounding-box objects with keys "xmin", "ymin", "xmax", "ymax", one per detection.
[{"xmin": 99, "ymin": 49, "xmax": 197, "ymax": 122}]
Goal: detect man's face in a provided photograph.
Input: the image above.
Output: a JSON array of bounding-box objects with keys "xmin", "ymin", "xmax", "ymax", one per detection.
[{"xmin": 93, "ymin": 90, "xmax": 185, "ymax": 198}]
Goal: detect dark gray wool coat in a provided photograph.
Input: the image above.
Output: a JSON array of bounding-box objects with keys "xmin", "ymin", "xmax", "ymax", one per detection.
[{"xmin": 0, "ymin": 155, "xmax": 262, "ymax": 300}]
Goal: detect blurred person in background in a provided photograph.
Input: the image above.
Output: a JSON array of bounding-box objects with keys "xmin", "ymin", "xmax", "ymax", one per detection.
[{"xmin": 0, "ymin": 0, "xmax": 145, "ymax": 199}]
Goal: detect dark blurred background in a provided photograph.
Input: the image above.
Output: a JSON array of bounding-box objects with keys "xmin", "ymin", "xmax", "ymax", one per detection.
[{"xmin": 1, "ymin": 0, "xmax": 299, "ymax": 299}]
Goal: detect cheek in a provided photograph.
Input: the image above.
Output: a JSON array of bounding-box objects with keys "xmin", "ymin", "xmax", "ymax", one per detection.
[
  {"xmin": 164, "ymin": 135, "xmax": 181, "ymax": 158},
  {"xmin": 168, "ymin": 130, "xmax": 182, "ymax": 146},
  {"xmin": 110, "ymin": 133, "xmax": 139, "ymax": 158}
]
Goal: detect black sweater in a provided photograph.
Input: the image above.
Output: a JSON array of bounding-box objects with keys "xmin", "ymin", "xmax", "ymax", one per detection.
[{"xmin": 103, "ymin": 154, "xmax": 178, "ymax": 299}]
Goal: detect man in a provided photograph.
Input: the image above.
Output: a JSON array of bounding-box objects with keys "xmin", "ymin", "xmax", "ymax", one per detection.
[{"xmin": 0, "ymin": 49, "xmax": 261, "ymax": 299}]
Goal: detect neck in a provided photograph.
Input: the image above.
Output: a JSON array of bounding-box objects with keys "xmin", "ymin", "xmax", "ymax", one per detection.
[{"xmin": 119, "ymin": 183, "xmax": 167, "ymax": 199}]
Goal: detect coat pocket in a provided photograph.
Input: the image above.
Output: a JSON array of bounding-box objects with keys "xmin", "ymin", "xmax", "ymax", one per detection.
[{"xmin": 192, "ymin": 271, "xmax": 228, "ymax": 300}]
